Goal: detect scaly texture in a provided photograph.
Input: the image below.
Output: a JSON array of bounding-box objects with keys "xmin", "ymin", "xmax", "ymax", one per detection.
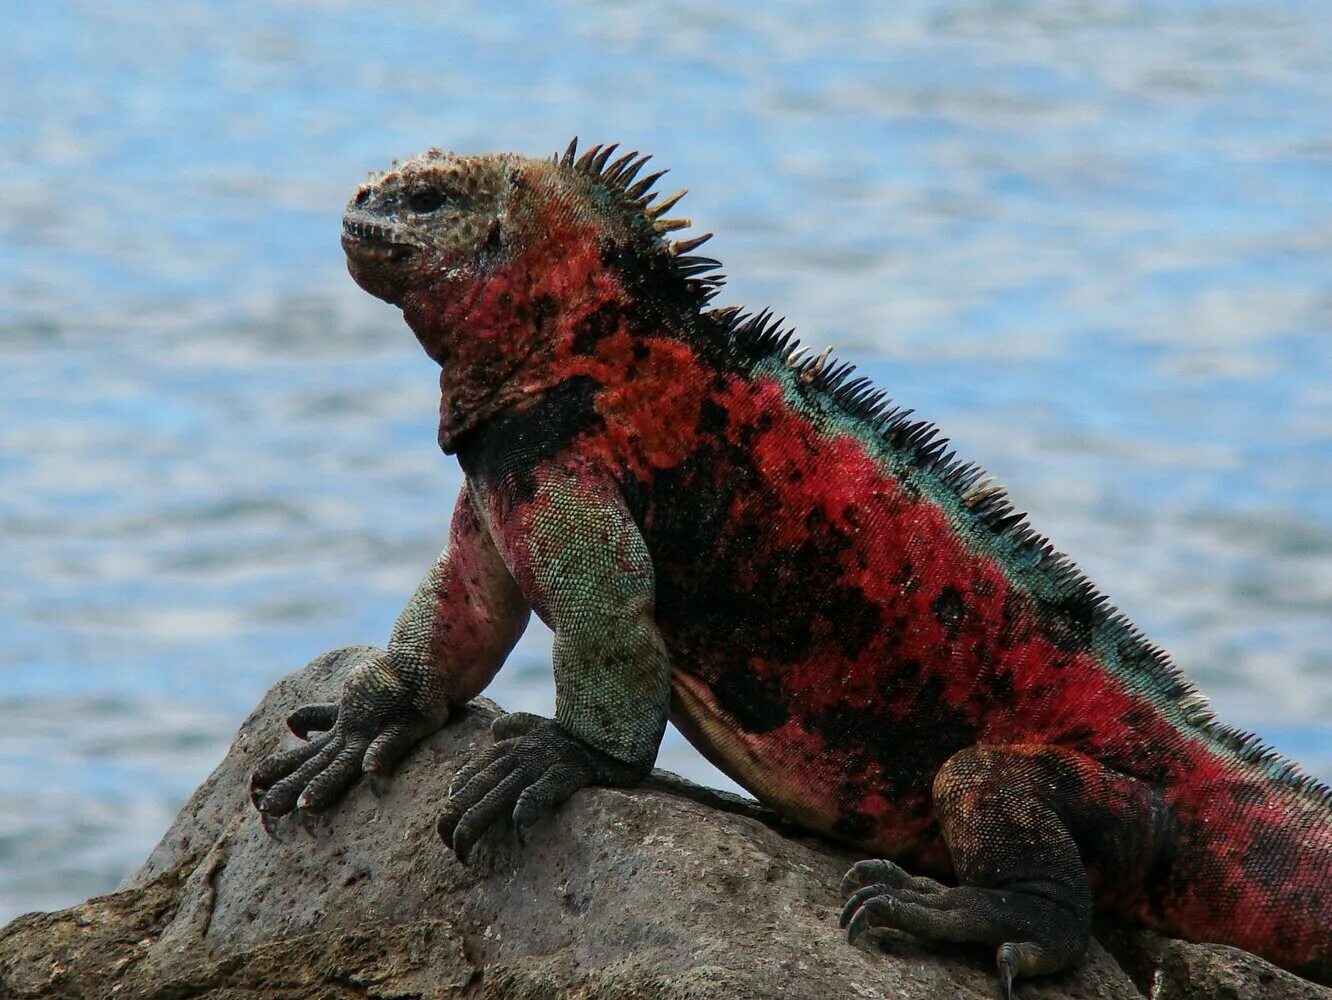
[{"xmin": 251, "ymin": 140, "xmax": 1332, "ymax": 995}]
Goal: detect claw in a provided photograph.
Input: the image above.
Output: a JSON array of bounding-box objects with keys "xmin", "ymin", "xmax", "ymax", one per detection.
[
  {"xmin": 297, "ymin": 808, "xmax": 320, "ymax": 839},
  {"xmin": 839, "ymin": 882, "xmax": 888, "ymax": 928},
  {"xmin": 439, "ymin": 718, "xmax": 640, "ymax": 865},
  {"xmin": 997, "ymin": 944, "xmax": 1017, "ymax": 1000},
  {"xmin": 846, "ymin": 894, "xmax": 890, "ymax": 945},
  {"xmin": 436, "ymin": 811, "xmax": 461, "ymax": 857},
  {"xmin": 250, "ymin": 650, "xmax": 443, "ymax": 830},
  {"xmin": 840, "ymin": 870, "xmax": 865, "ymax": 899},
  {"xmin": 259, "ymin": 809, "xmax": 282, "ymax": 841},
  {"xmin": 367, "ymin": 773, "xmax": 387, "ymax": 799},
  {"xmin": 442, "ymin": 811, "xmax": 475, "ymax": 864}
]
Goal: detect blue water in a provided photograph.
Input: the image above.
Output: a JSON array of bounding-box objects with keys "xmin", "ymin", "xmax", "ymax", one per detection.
[{"xmin": 2, "ymin": 1, "xmax": 1330, "ymax": 922}]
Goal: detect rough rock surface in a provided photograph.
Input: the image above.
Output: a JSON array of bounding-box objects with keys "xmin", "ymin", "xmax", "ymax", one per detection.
[{"xmin": 1, "ymin": 647, "xmax": 1327, "ymax": 999}]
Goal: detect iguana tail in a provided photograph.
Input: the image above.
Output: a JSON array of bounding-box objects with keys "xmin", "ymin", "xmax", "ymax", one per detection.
[{"xmin": 1151, "ymin": 767, "xmax": 1332, "ymax": 985}]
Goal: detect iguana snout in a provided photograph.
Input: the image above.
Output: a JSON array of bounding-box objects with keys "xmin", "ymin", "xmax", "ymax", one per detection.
[{"xmin": 340, "ymin": 148, "xmax": 517, "ymax": 305}]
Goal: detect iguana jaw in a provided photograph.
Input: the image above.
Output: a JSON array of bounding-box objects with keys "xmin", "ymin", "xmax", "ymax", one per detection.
[
  {"xmin": 341, "ymin": 218, "xmax": 419, "ymax": 263},
  {"xmin": 340, "ymin": 215, "xmax": 437, "ymax": 302}
]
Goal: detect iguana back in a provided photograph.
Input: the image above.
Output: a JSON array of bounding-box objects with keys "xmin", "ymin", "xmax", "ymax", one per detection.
[{"xmin": 252, "ymin": 141, "xmax": 1332, "ymax": 995}]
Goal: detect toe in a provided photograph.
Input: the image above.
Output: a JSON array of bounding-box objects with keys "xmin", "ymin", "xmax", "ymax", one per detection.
[
  {"xmin": 447, "ymin": 737, "xmax": 520, "ymax": 796},
  {"xmin": 841, "ymin": 859, "xmax": 910, "ymax": 897},
  {"xmin": 839, "ymin": 882, "xmax": 889, "ymax": 928},
  {"xmin": 439, "ymin": 751, "xmax": 522, "ymax": 856},
  {"xmin": 362, "ymin": 724, "xmax": 414, "ymax": 778},
  {"xmin": 297, "ymin": 745, "xmax": 365, "ymax": 812},
  {"xmin": 251, "ymin": 734, "xmax": 332, "ymax": 799},
  {"xmin": 490, "ymin": 712, "xmax": 546, "ymax": 741},
  {"xmin": 287, "ymin": 703, "xmax": 339, "ymax": 739},
  {"xmin": 452, "ymin": 766, "xmax": 531, "ymax": 862},
  {"xmin": 259, "ymin": 739, "xmax": 342, "ymax": 816},
  {"xmin": 511, "ymin": 764, "xmax": 579, "ymax": 843},
  {"xmin": 846, "ymin": 894, "xmax": 894, "ymax": 943}
]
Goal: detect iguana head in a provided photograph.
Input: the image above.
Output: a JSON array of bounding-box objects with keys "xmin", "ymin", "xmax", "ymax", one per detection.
[
  {"xmin": 341, "ymin": 149, "xmax": 521, "ymax": 307},
  {"xmin": 341, "ymin": 141, "xmax": 715, "ymax": 450}
]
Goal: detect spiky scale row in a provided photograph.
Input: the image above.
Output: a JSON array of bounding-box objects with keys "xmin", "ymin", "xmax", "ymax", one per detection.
[
  {"xmin": 672, "ymin": 234, "xmax": 713, "ymax": 255},
  {"xmin": 648, "ymin": 189, "xmax": 689, "ymax": 219},
  {"xmin": 660, "ymin": 292, "xmax": 1330, "ymax": 812},
  {"xmin": 555, "ymin": 138, "xmax": 721, "ymax": 302}
]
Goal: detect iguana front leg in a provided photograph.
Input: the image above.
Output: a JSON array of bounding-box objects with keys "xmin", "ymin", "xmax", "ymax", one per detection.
[
  {"xmin": 436, "ymin": 461, "xmax": 670, "ymax": 861},
  {"xmin": 250, "ymin": 483, "xmax": 530, "ymax": 824}
]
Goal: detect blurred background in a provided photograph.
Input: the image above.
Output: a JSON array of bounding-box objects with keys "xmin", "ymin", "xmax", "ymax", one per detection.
[{"xmin": 2, "ymin": 0, "xmax": 1330, "ymax": 922}]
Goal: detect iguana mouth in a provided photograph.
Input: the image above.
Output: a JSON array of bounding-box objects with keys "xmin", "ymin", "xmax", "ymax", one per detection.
[{"xmin": 341, "ymin": 219, "xmax": 418, "ymax": 262}]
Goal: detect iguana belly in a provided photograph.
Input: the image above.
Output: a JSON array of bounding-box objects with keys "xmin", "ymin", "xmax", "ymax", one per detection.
[{"xmin": 669, "ymin": 668, "xmax": 954, "ymax": 875}]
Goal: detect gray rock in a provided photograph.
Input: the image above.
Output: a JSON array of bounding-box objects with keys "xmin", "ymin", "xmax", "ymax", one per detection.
[
  {"xmin": 1097, "ymin": 923, "xmax": 1332, "ymax": 1000},
  {"xmin": 1, "ymin": 648, "xmax": 1326, "ymax": 999}
]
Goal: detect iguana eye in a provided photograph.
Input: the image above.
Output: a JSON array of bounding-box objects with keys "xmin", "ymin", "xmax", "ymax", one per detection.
[{"xmin": 407, "ymin": 189, "xmax": 447, "ymax": 213}]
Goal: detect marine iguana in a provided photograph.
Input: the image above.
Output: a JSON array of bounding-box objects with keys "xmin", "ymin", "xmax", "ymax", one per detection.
[{"xmin": 249, "ymin": 140, "xmax": 1332, "ymax": 995}]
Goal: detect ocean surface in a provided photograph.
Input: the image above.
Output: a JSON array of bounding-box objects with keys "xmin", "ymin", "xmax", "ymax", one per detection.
[{"xmin": 2, "ymin": 0, "xmax": 1330, "ymax": 922}]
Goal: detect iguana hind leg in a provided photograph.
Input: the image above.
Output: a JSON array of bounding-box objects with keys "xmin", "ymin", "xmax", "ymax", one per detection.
[{"xmin": 842, "ymin": 745, "xmax": 1168, "ymax": 997}]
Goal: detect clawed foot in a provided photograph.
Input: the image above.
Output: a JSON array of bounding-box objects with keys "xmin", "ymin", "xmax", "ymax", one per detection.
[
  {"xmin": 839, "ymin": 858, "xmax": 951, "ymax": 941},
  {"xmin": 249, "ymin": 648, "xmax": 447, "ymax": 829},
  {"xmin": 839, "ymin": 858, "xmax": 1080, "ymax": 999},
  {"xmin": 437, "ymin": 712, "xmax": 648, "ymax": 862}
]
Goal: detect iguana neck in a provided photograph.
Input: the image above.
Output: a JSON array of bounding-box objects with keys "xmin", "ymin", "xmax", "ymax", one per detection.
[{"xmin": 399, "ymin": 217, "xmax": 639, "ymax": 453}]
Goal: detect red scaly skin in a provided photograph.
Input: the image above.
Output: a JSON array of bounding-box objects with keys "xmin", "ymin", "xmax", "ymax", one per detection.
[
  {"xmin": 385, "ymin": 483, "xmax": 531, "ymax": 707},
  {"xmin": 258, "ymin": 144, "xmax": 1330, "ymax": 989}
]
